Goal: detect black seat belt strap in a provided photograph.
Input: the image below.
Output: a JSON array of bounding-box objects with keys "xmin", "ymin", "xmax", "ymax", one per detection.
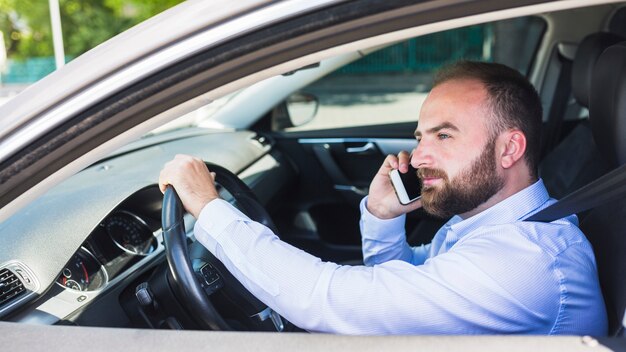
[{"xmin": 526, "ymin": 162, "xmax": 626, "ymax": 222}]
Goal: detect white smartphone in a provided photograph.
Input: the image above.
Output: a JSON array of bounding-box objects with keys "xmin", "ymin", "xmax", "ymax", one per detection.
[{"xmin": 389, "ymin": 164, "xmax": 422, "ymax": 205}]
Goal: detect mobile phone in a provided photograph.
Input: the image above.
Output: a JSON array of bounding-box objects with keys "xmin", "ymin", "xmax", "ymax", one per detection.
[{"xmin": 389, "ymin": 164, "xmax": 422, "ymax": 205}]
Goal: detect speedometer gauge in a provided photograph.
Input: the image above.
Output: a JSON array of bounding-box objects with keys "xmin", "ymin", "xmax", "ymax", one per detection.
[
  {"xmin": 56, "ymin": 247, "xmax": 107, "ymax": 291},
  {"xmin": 104, "ymin": 211, "xmax": 157, "ymax": 256}
]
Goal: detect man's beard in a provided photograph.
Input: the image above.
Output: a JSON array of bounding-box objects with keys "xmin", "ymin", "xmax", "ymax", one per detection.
[{"xmin": 418, "ymin": 137, "xmax": 504, "ymax": 219}]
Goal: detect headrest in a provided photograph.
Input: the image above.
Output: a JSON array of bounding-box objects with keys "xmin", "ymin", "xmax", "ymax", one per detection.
[
  {"xmin": 572, "ymin": 32, "xmax": 625, "ymax": 107},
  {"xmin": 589, "ymin": 41, "xmax": 626, "ymax": 167}
]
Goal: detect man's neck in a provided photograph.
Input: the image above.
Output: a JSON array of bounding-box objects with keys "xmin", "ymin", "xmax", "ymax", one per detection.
[{"xmin": 459, "ymin": 173, "xmax": 536, "ymax": 220}]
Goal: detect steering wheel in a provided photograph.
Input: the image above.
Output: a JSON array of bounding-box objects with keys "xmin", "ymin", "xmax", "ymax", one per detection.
[{"xmin": 161, "ymin": 162, "xmax": 283, "ymax": 331}]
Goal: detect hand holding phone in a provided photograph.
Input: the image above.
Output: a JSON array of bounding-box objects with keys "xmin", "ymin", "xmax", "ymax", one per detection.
[{"xmin": 389, "ymin": 164, "xmax": 422, "ymax": 205}]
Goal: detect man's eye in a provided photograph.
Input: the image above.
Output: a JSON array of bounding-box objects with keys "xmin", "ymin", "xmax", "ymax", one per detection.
[{"xmin": 437, "ymin": 133, "xmax": 451, "ymax": 140}]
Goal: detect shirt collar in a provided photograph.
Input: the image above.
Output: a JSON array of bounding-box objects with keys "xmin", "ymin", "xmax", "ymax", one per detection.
[{"xmin": 446, "ymin": 179, "xmax": 551, "ymax": 236}]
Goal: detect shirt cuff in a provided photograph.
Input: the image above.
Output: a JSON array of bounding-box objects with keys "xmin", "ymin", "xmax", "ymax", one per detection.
[
  {"xmin": 193, "ymin": 198, "xmax": 250, "ymax": 253},
  {"xmin": 360, "ymin": 196, "xmax": 406, "ymax": 240}
]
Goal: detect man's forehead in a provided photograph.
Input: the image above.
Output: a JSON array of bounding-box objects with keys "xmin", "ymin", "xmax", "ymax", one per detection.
[{"xmin": 415, "ymin": 79, "xmax": 490, "ymax": 135}]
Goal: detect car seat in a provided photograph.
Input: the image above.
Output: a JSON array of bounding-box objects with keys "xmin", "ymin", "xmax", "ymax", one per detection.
[
  {"xmin": 540, "ymin": 32, "xmax": 624, "ymax": 199},
  {"xmin": 581, "ymin": 40, "xmax": 626, "ymax": 336}
]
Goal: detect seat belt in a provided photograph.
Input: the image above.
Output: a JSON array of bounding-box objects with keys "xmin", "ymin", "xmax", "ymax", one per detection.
[{"xmin": 526, "ymin": 162, "xmax": 626, "ymax": 222}]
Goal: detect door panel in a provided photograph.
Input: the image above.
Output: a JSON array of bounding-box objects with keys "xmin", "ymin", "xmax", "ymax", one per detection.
[
  {"xmin": 268, "ymin": 123, "xmax": 424, "ymax": 263},
  {"xmin": 302, "ymin": 137, "xmax": 417, "ymax": 205}
]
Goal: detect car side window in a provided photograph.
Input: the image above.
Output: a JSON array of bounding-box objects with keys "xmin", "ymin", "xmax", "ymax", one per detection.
[{"xmin": 275, "ymin": 16, "xmax": 546, "ymax": 132}]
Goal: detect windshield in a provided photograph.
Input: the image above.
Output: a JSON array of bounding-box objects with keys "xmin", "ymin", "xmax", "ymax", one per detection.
[
  {"xmin": 145, "ymin": 92, "xmax": 238, "ymax": 136},
  {"xmin": 142, "ymin": 52, "xmax": 365, "ymax": 138}
]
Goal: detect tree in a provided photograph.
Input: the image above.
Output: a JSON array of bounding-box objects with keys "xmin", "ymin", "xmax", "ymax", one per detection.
[{"xmin": 0, "ymin": 0, "xmax": 184, "ymax": 60}]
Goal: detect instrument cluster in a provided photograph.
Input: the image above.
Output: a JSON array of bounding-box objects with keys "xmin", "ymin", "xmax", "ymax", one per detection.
[{"xmin": 56, "ymin": 187, "xmax": 162, "ymax": 292}]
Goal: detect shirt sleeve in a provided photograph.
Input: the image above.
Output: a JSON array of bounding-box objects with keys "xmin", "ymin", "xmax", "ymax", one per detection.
[
  {"xmin": 359, "ymin": 197, "xmax": 429, "ymax": 266},
  {"xmin": 194, "ymin": 199, "xmax": 562, "ymax": 335}
]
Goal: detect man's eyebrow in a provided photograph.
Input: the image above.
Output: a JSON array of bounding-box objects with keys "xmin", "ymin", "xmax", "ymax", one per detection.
[{"xmin": 414, "ymin": 122, "xmax": 460, "ymax": 137}]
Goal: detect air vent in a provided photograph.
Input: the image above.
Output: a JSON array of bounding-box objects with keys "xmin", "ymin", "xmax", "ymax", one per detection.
[{"xmin": 0, "ymin": 268, "xmax": 25, "ymax": 306}]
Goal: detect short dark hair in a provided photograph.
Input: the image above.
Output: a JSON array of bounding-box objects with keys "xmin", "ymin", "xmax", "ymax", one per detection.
[{"xmin": 433, "ymin": 61, "xmax": 543, "ymax": 180}]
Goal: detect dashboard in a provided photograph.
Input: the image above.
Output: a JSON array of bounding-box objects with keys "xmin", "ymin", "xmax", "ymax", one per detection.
[{"xmin": 0, "ymin": 130, "xmax": 295, "ymax": 327}]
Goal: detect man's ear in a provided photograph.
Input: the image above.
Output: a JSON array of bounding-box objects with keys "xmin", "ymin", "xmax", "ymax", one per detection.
[{"xmin": 499, "ymin": 130, "xmax": 526, "ymax": 169}]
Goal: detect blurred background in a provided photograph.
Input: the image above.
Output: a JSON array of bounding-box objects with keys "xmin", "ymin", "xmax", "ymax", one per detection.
[{"xmin": 0, "ymin": 0, "xmax": 184, "ymax": 105}]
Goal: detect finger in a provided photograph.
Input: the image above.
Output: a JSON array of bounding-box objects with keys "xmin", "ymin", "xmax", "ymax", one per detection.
[
  {"xmin": 158, "ymin": 169, "xmax": 168, "ymax": 193},
  {"xmin": 210, "ymin": 172, "xmax": 217, "ymax": 182},
  {"xmin": 376, "ymin": 154, "xmax": 399, "ymax": 178},
  {"xmin": 382, "ymin": 154, "xmax": 399, "ymax": 171},
  {"xmin": 159, "ymin": 179, "xmax": 167, "ymax": 193},
  {"xmin": 398, "ymin": 150, "xmax": 410, "ymax": 173},
  {"xmin": 403, "ymin": 197, "xmax": 423, "ymax": 212},
  {"xmin": 159, "ymin": 159, "xmax": 181, "ymax": 193}
]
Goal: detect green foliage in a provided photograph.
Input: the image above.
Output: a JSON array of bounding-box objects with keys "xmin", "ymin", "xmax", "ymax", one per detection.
[
  {"xmin": 105, "ymin": 0, "xmax": 184, "ymax": 22},
  {"xmin": 0, "ymin": 0, "xmax": 184, "ymax": 60}
]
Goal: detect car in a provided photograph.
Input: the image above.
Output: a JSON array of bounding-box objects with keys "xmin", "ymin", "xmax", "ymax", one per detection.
[{"xmin": 1, "ymin": 0, "xmax": 626, "ymax": 350}]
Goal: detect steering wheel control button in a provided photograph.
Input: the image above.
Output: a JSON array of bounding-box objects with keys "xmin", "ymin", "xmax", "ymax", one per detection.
[{"xmin": 199, "ymin": 263, "xmax": 223, "ymax": 294}]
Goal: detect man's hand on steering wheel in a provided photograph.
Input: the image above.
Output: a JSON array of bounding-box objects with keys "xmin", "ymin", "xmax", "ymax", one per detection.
[
  {"xmin": 159, "ymin": 154, "xmax": 219, "ymax": 218},
  {"xmin": 158, "ymin": 155, "xmax": 283, "ymax": 331}
]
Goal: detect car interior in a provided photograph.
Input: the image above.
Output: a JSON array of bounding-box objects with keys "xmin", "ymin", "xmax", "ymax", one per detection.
[
  {"xmin": 581, "ymin": 40, "xmax": 626, "ymax": 337},
  {"xmin": 1, "ymin": 1, "xmax": 626, "ymax": 344}
]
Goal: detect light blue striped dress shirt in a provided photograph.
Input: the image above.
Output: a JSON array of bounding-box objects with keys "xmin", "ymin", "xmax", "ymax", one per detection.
[{"xmin": 194, "ymin": 179, "xmax": 607, "ymax": 335}]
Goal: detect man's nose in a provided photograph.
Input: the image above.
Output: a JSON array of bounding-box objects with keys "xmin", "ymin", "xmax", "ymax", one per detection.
[{"xmin": 411, "ymin": 142, "xmax": 431, "ymax": 168}]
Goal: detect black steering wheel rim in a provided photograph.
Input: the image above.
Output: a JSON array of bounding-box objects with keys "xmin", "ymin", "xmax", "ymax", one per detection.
[{"xmin": 161, "ymin": 162, "xmax": 278, "ymax": 330}]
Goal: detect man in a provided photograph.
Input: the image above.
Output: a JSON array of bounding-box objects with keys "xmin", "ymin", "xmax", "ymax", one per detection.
[{"xmin": 159, "ymin": 61, "xmax": 607, "ymax": 335}]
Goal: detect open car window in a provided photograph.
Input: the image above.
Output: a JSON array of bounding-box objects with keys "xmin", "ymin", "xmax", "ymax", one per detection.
[{"xmin": 276, "ymin": 16, "xmax": 546, "ymax": 132}]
